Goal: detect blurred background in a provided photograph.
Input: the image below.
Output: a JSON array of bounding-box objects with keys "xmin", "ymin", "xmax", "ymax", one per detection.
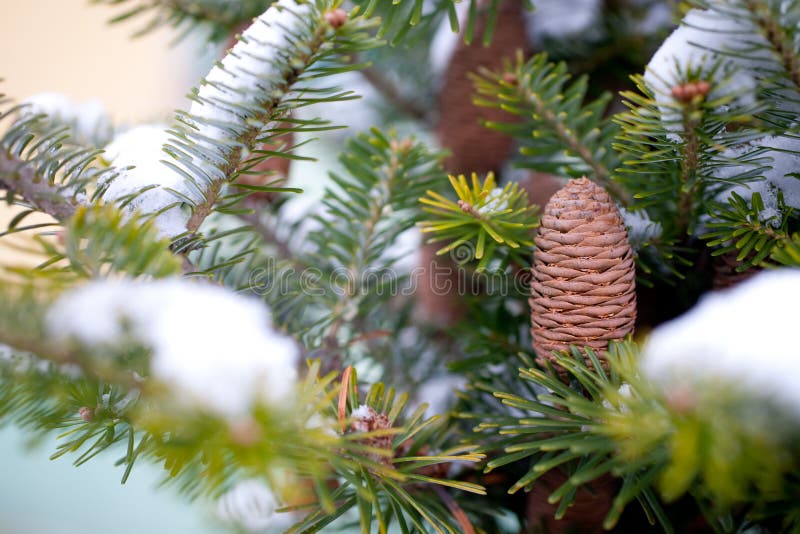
[{"xmin": 0, "ymin": 1, "xmax": 223, "ymax": 532}]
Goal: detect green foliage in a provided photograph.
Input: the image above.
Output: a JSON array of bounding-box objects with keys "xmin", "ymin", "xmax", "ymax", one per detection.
[
  {"xmin": 265, "ymin": 129, "xmax": 445, "ymax": 348},
  {"xmin": 165, "ymin": 1, "xmax": 381, "ymax": 238},
  {"xmin": 0, "ymin": 92, "xmax": 111, "ymax": 222},
  {"xmin": 473, "ymin": 51, "xmax": 626, "ymax": 202},
  {"xmin": 289, "ymin": 368, "xmax": 486, "ymax": 533},
  {"xmin": 419, "ymin": 172, "xmax": 539, "ymax": 271},
  {"xmin": 704, "ymin": 190, "xmax": 793, "ymax": 270},
  {"xmin": 771, "ymin": 231, "xmax": 800, "ymax": 267},
  {"xmin": 615, "ymin": 69, "xmax": 768, "ymax": 237},
  {"xmin": 468, "ymin": 343, "xmax": 670, "ymax": 531},
  {"xmin": 469, "ymin": 341, "xmax": 800, "ymax": 532},
  {"xmin": 92, "ymin": 0, "xmax": 274, "ymax": 41},
  {"xmin": 58, "ymin": 204, "xmax": 183, "ymax": 278}
]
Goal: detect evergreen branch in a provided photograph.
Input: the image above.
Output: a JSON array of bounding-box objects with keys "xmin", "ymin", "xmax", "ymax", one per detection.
[
  {"xmin": 157, "ymin": 2, "xmax": 380, "ymax": 238},
  {"xmin": 92, "ymin": 0, "xmax": 273, "ymax": 41},
  {"xmin": 466, "ymin": 343, "xmax": 673, "ymax": 531},
  {"xmin": 419, "ymin": 172, "xmax": 539, "ymax": 271},
  {"xmin": 288, "ymin": 375, "xmax": 486, "ymax": 533},
  {"xmin": 0, "ymin": 151, "xmax": 80, "ymax": 220},
  {"xmin": 267, "ymin": 129, "xmax": 444, "ymax": 352},
  {"xmin": 473, "ymin": 52, "xmax": 631, "ymax": 204},
  {"xmin": 703, "ymin": 190, "xmax": 792, "ymax": 268},
  {"xmin": 743, "ymin": 0, "xmax": 800, "ymax": 91},
  {"xmin": 770, "ymin": 231, "xmax": 800, "ymax": 267},
  {"xmin": 614, "ymin": 69, "xmax": 769, "ymax": 239},
  {"xmin": 0, "ymin": 98, "xmax": 111, "ymax": 222}
]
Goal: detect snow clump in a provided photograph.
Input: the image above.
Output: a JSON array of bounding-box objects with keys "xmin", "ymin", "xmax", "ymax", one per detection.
[{"xmin": 46, "ymin": 278, "xmax": 299, "ymax": 419}]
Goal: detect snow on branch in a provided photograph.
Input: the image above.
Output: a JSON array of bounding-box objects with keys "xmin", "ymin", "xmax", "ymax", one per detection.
[
  {"xmin": 46, "ymin": 277, "xmax": 299, "ymax": 419},
  {"xmin": 642, "ymin": 268, "xmax": 800, "ymax": 417}
]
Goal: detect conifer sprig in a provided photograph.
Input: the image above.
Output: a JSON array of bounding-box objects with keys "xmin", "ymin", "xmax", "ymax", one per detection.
[
  {"xmin": 472, "ymin": 52, "xmax": 629, "ymax": 203},
  {"xmin": 0, "ymin": 94, "xmax": 112, "ymax": 223},
  {"xmin": 288, "ymin": 369, "xmax": 486, "ymax": 533},
  {"xmin": 165, "ymin": 2, "xmax": 381, "ymax": 236},
  {"xmin": 266, "ymin": 129, "xmax": 444, "ymax": 351},
  {"xmin": 703, "ymin": 190, "xmax": 793, "ymax": 269},
  {"xmin": 419, "ymin": 172, "xmax": 539, "ymax": 271},
  {"xmin": 92, "ymin": 0, "xmax": 273, "ymax": 41}
]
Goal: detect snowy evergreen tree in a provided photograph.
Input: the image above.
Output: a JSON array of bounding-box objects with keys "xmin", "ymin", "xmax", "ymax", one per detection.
[{"xmin": 2, "ymin": 0, "xmax": 800, "ymax": 532}]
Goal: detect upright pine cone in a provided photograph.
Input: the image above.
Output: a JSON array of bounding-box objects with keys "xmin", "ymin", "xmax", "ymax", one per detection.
[{"xmin": 530, "ymin": 177, "xmax": 636, "ymax": 371}]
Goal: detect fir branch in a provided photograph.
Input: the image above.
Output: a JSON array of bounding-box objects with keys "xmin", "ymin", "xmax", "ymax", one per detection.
[
  {"xmin": 473, "ymin": 52, "xmax": 631, "ymax": 204},
  {"xmin": 93, "ymin": 0, "xmax": 272, "ymax": 41},
  {"xmin": 162, "ymin": 1, "xmax": 380, "ymax": 236},
  {"xmin": 0, "ymin": 151, "xmax": 79, "ymax": 220},
  {"xmin": 704, "ymin": 190, "xmax": 792, "ymax": 268},
  {"xmin": 743, "ymin": 0, "xmax": 800, "ymax": 91},
  {"xmin": 267, "ymin": 129, "xmax": 444, "ymax": 352},
  {"xmin": 0, "ymin": 97, "xmax": 110, "ymax": 222},
  {"xmin": 419, "ymin": 172, "xmax": 539, "ymax": 271}
]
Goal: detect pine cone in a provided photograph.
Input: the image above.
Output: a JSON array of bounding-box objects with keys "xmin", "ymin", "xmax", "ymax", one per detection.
[
  {"xmin": 529, "ymin": 177, "xmax": 636, "ymax": 372},
  {"xmin": 712, "ymin": 249, "xmax": 761, "ymax": 290}
]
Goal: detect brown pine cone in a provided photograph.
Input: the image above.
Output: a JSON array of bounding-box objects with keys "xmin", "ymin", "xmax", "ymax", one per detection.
[
  {"xmin": 712, "ymin": 249, "xmax": 761, "ymax": 290},
  {"xmin": 530, "ymin": 177, "xmax": 636, "ymax": 372}
]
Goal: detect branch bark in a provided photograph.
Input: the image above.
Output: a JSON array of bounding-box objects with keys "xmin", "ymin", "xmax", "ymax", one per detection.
[{"xmin": 0, "ymin": 151, "xmax": 79, "ymax": 220}]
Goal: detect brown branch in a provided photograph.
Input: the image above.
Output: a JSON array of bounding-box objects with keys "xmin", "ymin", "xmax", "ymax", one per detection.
[{"xmin": 0, "ymin": 151, "xmax": 79, "ymax": 220}]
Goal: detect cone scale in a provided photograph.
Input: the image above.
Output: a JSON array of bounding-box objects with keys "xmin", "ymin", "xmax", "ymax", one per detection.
[{"xmin": 530, "ymin": 177, "xmax": 636, "ymax": 371}]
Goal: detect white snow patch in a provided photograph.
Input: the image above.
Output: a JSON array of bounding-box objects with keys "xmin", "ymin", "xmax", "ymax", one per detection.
[
  {"xmin": 22, "ymin": 92, "xmax": 113, "ymax": 145},
  {"xmin": 620, "ymin": 207, "xmax": 663, "ymax": 248},
  {"xmin": 217, "ymin": 479, "xmax": 296, "ymax": 532},
  {"xmin": 102, "ymin": 125, "xmax": 195, "ymax": 238},
  {"xmin": 643, "ymin": 8, "xmax": 772, "ymax": 128},
  {"xmin": 525, "ymin": 0, "xmax": 602, "ymax": 45},
  {"xmin": 713, "ymin": 133, "xmax": 800, "ymax": 226},
  {"xmin": 46, "ymin": 278, "xmax": 299, "ymax": 418},
  {"xmin": 351, "ymin": 404, "xmax": 376, "ymax": 420},
  {"xmin": 478, "ymin": 187, "xmax": 510, "ymax": 215},
  {"xmin": 642, "ymin": 269, "xmax": 800, "ymax": 417},
  {"xmin": 187, "ymin": 0, "xmax": 311, "ymax": 179}
]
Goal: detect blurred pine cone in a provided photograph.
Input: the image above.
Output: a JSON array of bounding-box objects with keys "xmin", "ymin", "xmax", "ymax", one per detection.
[
  {"xmin": 436, "ymin": 0, "xmax": 528, "ymax": 175},
  {"xmin": 712, "ymin": 249, "xmax": 761, "ymax": 290},
  {"xmin": 530, "ymin": 177, "xmax": 636, "ymax": 372}
]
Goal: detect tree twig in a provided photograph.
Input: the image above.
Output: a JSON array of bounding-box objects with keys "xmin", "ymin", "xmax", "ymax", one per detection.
[{"xmin": 0, "ymin": 151, "xmax": 80, "ymax": 220}]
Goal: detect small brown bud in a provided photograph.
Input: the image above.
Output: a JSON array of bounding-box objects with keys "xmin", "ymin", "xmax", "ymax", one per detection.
[
  {"xmin": 55, "ymin": 229, "xmax": 67, "ymax": 246},
  {"xmin": 390, "ymin": 137, "xmax": 414, "ymax": 154},
  {"xmin": 228, "ymin": 417, "xmax": 263, "ymax": 446},
  {"xmin": 672, "ymin": 80, "xmax": 711, "ymax": 103},
  {"xmin": 671, "ymin": 84, "xmax": 689, "ymax": 103},
  {"xmin": 78, "ymin": 406, "xmax": 93, "ymax": 422},
  {"xmin": 694, "ymin": 80, "xmax": 711, "ymax": 97},
  {"xmin": 350, "ymin": 406, "xmax": 393, "ymax": 465},
  {"xmin": 664, "ymin": 385, "xmax": 697, "ymax": 414},
  {"xmin": 502, "ymin": 72, "xmax": 518, "ymax": 85},
  {"xmin": 324, "ymin": 8, "xmax": 348, "ymax": 29}
]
